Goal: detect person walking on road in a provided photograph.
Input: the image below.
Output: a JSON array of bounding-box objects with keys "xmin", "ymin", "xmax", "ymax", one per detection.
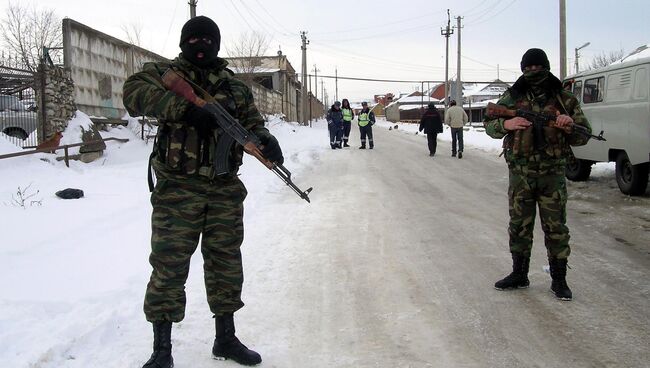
[
  {"xmin": 357, "ymin": 101, "xmax": 376, "ymax": 149},
  {"xmin": 483, "ymin": 48, "xmax": 592, "ymax": 301},
  {"xmin": 123, "ymin": 15, "xmax": 283, "ymax": 367},
  {"xmin": 418, "ymin": 102, "xmax": 443, "ymax": 156},
  {"xmin": 326, "ymin": 101, "xmax": 344, "ymax": 149},
  {"xmin": 341, "ymin": 99, "xmax": 354, "ymax": 147},
  {"xmin": 445, "ymin": 100, "xmax": 469, "ymax": 158}
]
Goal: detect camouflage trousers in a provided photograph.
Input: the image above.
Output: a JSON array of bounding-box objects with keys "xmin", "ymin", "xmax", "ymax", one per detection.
[
  {"xmin": 507, "ymin": 165, "xmax": 571, "ymax": 259},
  {"xmin": 145, "ymin": 172, "xmax": 247, "ymax": 322}
]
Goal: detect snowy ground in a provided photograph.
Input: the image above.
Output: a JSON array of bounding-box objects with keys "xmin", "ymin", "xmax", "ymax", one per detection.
[{"xmin": 0, "ymin": 114, "xmax": 648, "ymax": 367}]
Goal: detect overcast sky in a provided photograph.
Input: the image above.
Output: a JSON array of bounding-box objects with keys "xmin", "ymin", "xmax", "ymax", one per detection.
[{"xmin": 2, "ymin": 0, "xmax": 649, "ymax": 102}]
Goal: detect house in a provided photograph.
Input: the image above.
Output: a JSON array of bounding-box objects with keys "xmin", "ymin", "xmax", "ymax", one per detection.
[
  {"xmin": 374, "ymin": 93, "xmax": 394, "ymax": 106},
  {"xmin": 223, "ymin": 54, "xmax": 324, "ymax": 122},
  {"xmin": 450, "ymin": 79, "xmax": 510, "ymax": 122},
  {"xmin": 385, "ymin": 91, "xmax": 442, "ymax": 123}
]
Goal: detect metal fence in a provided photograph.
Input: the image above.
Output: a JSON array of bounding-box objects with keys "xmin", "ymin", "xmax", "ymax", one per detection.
[{"xmin": 0, "ymin": 65, "xmax": 38, "ymax": 147}]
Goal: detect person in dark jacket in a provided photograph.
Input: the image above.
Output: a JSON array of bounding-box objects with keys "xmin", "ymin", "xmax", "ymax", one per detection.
[
  {"xmin": 326, "ymin": 101, "xmax": 344, "ymax": 149},
  {"xmin": 418, "ymin": 102, "xmax": 443, "ymax": 156},
  {"xmin": 341, "ymin": 99, "xmax": 354, "ymax": 147}
]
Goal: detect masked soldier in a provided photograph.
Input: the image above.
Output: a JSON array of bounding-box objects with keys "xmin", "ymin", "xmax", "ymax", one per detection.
[
  {"xmin": 123, "ymin": 15, "xmax": 283, "ymax": 367},
  {"xmin": 483, "ymin": 48, "xmax": 591, "ymax": 301}
]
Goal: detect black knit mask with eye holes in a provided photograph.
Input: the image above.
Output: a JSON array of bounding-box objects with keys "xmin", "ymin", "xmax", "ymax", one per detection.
[{"xmin": 181, "ymin": 36, "xmax": 219, "ymax": 68}]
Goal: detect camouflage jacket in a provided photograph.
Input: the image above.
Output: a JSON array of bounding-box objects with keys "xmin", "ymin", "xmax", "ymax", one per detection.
[
  {"xmin": 483, "ymin": 75, "xmax": 591, "ymax": 167},
  {"xmin": 122, "ymin": 55, "xmax": 271, "ymax": 179}
]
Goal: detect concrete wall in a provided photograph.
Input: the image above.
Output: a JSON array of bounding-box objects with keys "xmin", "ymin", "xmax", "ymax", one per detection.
[
  {"xmin": 251, "ymin": 82, "xmax": 283, "ymax": 117},
  {"xmin": 62, "ymin": 19, "xmax": 168, "ymax": 119}
]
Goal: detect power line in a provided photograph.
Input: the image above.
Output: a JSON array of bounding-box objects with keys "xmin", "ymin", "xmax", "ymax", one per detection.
[
  {"xmin": 312, "ymin": 23, "xmax": 438, "ymax": 43},
  {"xmin": 466, "ymin": 0, "xmax": 518, "ymax": 27},
  {"xmin": 238, "ymin": 0, "xmax": 293, "ymax": 37},
  {"xmin": 310, "ymin": 74, "xmax": 513, "ymax": 84},
  {"xmin": 249, "ymin": 0, "xmax": 295, "ymax": 35},
  {"xmin": 309, "ymin": 10, "xmax": 447, "ymax": 36}
]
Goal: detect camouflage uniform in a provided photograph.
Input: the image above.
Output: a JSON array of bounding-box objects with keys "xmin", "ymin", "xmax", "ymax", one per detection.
[
  {"xmin": 484, "ymin": 79, "xmax": 591, "ymax": 259},
  {"xmin": 123, "ymin": 55, "xmax": 272, "ymax": 322}
]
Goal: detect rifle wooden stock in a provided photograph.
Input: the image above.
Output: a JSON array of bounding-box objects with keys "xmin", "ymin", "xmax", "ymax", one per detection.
[
  {"xmin": 487, "ymin": 102, "xmax": 573, "ymax": 134},
  {"xmin": 487, "ymin": 102, "xmax": 605, "ymax": 141},
  {"xmin": 160, "ymin": 68, "xmax": 313, "ymax": 202}
]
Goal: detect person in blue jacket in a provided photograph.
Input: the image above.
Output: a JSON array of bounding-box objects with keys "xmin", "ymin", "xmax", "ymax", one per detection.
[{"xmin": 326, "ymin": 101, "xmax": 344, "ymax": 149}]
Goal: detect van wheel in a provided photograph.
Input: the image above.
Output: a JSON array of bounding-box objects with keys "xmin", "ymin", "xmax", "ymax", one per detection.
[
  {"xmin": 565, "ymin": 155, "xmax": 592, "ymax": 181},
  {"xmin": 615, "ymin": 152, "xmax": 649, "ymax": 196}
]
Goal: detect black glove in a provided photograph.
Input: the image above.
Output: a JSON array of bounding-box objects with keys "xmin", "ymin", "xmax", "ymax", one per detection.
[
  {"xmin": 183, "ymin": 105, "xmax": 217, "ymax": 135},
  {"xmin": 259, "ymin": 134, "xmax": 284, "ymax": 165}
]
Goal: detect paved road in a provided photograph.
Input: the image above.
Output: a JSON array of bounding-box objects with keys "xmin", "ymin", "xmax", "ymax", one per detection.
[{"xmin": 241, "ymin": 125, "xmax": 650, "ymax": 368}]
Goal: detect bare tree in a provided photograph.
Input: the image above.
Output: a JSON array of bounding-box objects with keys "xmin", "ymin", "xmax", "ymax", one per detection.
[
  {"xmin": 0, "ymin": 1, "xmax": 62, "ymax": 72},
  {"xmin": 225, "ymin": 31, "xmax": 270, "ymax": 86},
  {"xmin": 121, "ymin": 22, "xmax": 143, "ymax": 47},
  {"xmin": 586, "ymin": 49, "xmax": 625, "ymax": 70}
]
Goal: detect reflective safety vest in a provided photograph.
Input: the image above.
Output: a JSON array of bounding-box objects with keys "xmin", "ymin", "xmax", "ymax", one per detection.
[
  {"xmin": 358, "ymin": 112, "xmax": 370, "ymax": 127},
  {"xmin": 342, "ymin": 108, "xmax": 353, "ymax": 122}
]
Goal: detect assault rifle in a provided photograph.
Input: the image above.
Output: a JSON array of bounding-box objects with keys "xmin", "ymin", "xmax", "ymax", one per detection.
[
  {"xmin": 161, "ymin": 69, "xmax": 313, "ymax": 203},
  {"xmin": 486, "ymin": 102, "xmax": 605, "ymax": 151}
]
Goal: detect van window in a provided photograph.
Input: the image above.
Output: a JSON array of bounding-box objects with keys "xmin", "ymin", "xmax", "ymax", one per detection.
[
  {"xmin": 634, "ymin": 68, "xmax": 648, "ymax": 100},
  {"xmin": 573, "ymin": 80, "xmax": 583, "ymax": 102},
  {"xmin": 583, "ymin": 77, "xmax": 604, "ymax": 103},
  {"xmin": 606, "ymin": 72, "xmax": 632, "ymax": 102}
]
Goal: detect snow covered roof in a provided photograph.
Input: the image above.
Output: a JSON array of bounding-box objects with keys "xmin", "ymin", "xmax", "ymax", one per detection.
[
  {"xmin": 463, "ymin": 82, "xmax": 508, "ymax": 97},
  {"xmin": 386, "ymin": 95, "xmax": 440, "ymax": 108},
  {"xmin": 228, "ymin": 67, "xmax": 281, "ymax": 74}
]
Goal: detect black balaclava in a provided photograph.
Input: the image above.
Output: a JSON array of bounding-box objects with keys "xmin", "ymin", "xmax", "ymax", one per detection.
[
  {"xmin": 520, "ymin": 48, "xmax": 551, "ymax": 96},
  {"xmin": 179, "ymin": 16, "xmax": 221, "ymax": 68}
]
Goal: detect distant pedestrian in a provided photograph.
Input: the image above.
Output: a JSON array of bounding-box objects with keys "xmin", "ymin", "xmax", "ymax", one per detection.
[
  {"xmin": 357, "ymin": 101, "xmax": 376, "ymax": 149},
  {"xmin": 326, "ymin": 101, "xmax": 344, "ymax": 149},
  {"xmin": 444, "ymin": 100, "xmax": 468, "ymax": 158},
  {"xmin": 341, "ymin": 99, "xmax": 354, "ymax": 147},
  {"xmin": 418, "ymin": 102, "xmax": 443, "ymax": 156}
]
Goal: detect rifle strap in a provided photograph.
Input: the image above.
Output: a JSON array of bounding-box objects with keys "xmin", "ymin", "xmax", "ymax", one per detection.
[
  {"xmin": 554, "ymin": 93, "xmax": 570, "ymax": 115},
  {"xmin": 147, "ymin": 134, "xmax": 158, "ymax": 192}
]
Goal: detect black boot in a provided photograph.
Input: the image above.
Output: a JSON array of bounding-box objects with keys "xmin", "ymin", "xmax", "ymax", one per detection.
[
  {"xmin": 369, "ymin": 143, "xmax": 374, "ymax": 149},
  {"xmin": 549, "ymin": 257, "xmax": 572, "ymax": 301},
  {"xmin": 212, "ymin": 313, "xmax": 262, "ymax": 366},
  {"xmin": 343, "ymin": 140, "xmax": 349, "ymax": 147},
  {"xmin": 494, "ymin": 253, "xmax": 530, "ymax": 290},
  {"xmin": 359, "ymin": 143, "xmax": 366, "ymax": 149},
  {"xmin": 143, "ymin": 321, "xmax": 173, "ymax": 368}
]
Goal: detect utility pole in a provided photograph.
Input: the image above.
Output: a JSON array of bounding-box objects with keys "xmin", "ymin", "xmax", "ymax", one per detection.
[
  {"xmin": 560, "ymin": 0, "xmax": 566, "ymax": 80},
  {"xmin": 312, "ymin": 64, "xmax": 320, "ymax": 118},
  {"xmin": 300, "ymin": 31, "xmax": 309, "ymax": 125},
  {"xmin": 455, "ymin": 16, "xmax": 463, "ymax": 106},
  {"xmin": 575, "ymin": 42, "xmax": 590, "ymax": 74},
  {"xmin": 441, "ymin": 9, "xmax": 453, "ymax": 108},
  {"xmin": 335, "ymin": 67, "xmax": 338, "ymax": 102},
  {"xmin": 321, "ymin": 78, "xmax": 324, "ymax": 107},
  {"xmin": 189, "ymin": 0, "xmax": 197, "ymax": 18}
]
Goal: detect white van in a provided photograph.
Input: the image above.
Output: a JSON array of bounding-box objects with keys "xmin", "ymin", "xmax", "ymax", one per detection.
[{"xmin": 562, "ymin": 45, "xmax": 650, "ymax": 196}]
